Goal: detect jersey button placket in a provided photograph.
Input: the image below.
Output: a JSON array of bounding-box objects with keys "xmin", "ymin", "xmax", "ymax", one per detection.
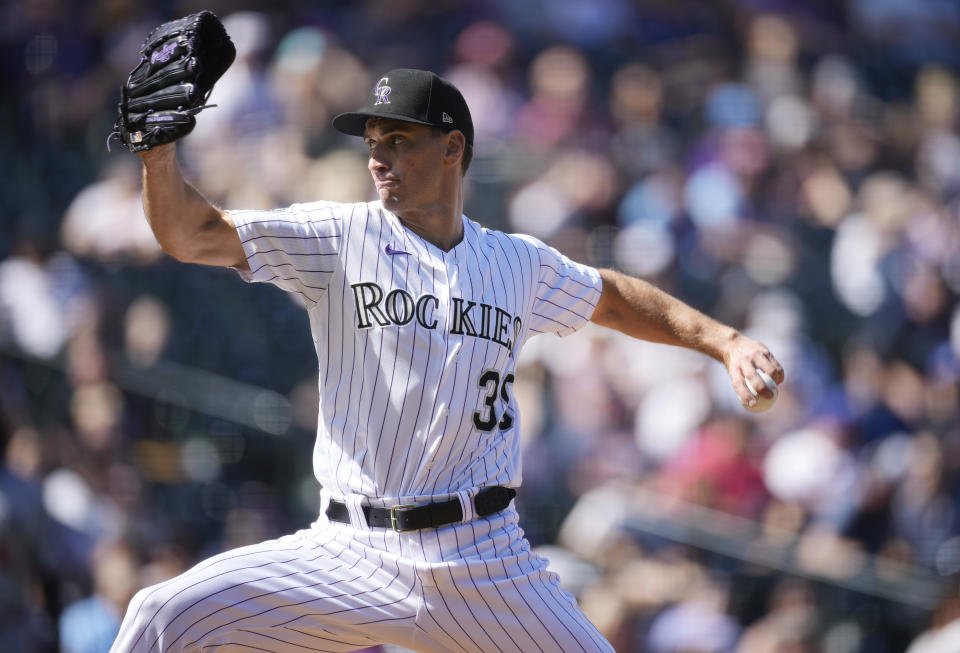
[
  {"xmin": 432, "ymin": 252, "xmax": 451, "ymax": 333},
  {"xmin": 417, "ymin": 252, "xmax": 451, "ymax": 482}
]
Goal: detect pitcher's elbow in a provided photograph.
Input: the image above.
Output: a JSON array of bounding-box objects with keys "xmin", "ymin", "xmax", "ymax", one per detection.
[{"xmin": 155, "ymin": 236, "xmax": 197, "ymax": 263}]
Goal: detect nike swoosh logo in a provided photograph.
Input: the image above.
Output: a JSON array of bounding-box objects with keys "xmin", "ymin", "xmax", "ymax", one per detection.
[{"xmin": 385, "ymin": 244, "xmax": 410, "ymax": 256}]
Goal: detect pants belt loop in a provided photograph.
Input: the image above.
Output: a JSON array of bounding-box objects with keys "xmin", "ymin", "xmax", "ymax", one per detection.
[
  {"xmin": 318, "ymin": 487, "xmax": 332, "ymax": 524},
  {"xmin": 346, "ymin": 494, "xmax": 368, "ymax": 529},
  {"xmin": 457, "ymin": 489, "xmax": 475, "ymax": 523}
]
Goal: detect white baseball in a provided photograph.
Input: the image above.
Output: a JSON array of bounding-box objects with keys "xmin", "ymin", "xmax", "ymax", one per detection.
[{"xmin": 744, "ymin": 369, "xmax": 778, "ymax": 413}]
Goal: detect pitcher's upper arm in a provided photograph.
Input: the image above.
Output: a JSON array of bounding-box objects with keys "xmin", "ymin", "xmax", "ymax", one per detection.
[
  {"xmin": 590, "ymin": 269, "xmax": 626, "ymax": 330},
  {"xmin": 197, "ymin": 209, "xmax": 248, "ymax": 270}
]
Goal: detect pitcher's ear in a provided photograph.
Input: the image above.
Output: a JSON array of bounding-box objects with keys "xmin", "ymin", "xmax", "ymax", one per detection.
[{"xmin": 442, "ymin": 130, "xmax": 466, "ymax": 167}]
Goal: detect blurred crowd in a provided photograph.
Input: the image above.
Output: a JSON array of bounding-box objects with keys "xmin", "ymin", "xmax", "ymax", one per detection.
[{"xmin": 3, "ymin": 0, "xmax": 960, "ymax": 651}]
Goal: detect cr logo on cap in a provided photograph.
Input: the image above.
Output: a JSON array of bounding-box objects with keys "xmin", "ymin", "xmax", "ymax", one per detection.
[{"xmin": 374, "ymin": 77, "xmax": 391, "ymax": 106}]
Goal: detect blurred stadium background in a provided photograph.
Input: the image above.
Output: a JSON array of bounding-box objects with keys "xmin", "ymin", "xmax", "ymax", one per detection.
[{"xmin": 4, "ymin": 0, "xmax": 960, "ymax": 651}]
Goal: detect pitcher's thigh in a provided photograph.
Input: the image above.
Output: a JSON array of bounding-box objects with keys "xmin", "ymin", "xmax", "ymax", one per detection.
[
  {"xmin": 111, "ymin": 529, "xmax": 416, "ymax": 653},
  {"xmin": 417, "ymin": 552, "xmax": 613, "ymax": 653}
]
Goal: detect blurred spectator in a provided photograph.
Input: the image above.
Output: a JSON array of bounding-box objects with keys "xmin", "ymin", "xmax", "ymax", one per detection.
[
  {"xmin": 60, "ymin": 158, "xmax": 161, "ymax": 264},
  {"xmin": 646, "ymin": 573, "xmax": 741, "ymax": 653},
  {"xmin": 657, "ymin": 417, "xmax": 768, "ymax": 518},
  {"xmin": 0, "ymin": 459, "xmax": 57, "ymax": 651},
  {"xmin": 891, "ymin": 432, "xmax": 957, "ymax": 568},
  {"xmin": 59, "ymin": 540, "xmax": 138, "ymax": 653},
  {"xmin": 737, "ymin": 578, "xmax": 819, "ymax": 653}
]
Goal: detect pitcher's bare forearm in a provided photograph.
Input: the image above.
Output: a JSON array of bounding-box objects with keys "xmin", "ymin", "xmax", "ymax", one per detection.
[
  {"xmin": 138, "ymin": 144, "xmax": 247, "ymax": 268},
  {"xmin": 591, "ymin": 268, "xmax": 784, "ymax": 406},
  {"xmin": 590, "ymin": 269, "xmax": 736, "ymax": 360}
]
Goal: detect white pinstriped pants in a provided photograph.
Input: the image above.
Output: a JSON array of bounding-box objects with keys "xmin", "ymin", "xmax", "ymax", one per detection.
[{"xmin": 110, "ymin": 499, "xmax": 613, "ymax": 653}]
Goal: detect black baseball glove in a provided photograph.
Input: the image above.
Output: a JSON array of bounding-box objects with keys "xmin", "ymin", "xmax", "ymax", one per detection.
[{"xmin": 108, "ymin": 10, "xmax": 236, "ymax": 152}]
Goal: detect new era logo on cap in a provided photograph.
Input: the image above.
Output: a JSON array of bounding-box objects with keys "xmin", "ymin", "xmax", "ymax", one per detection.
[{"xmin": 332, "ymin": 69, "xmax": 474, "ymax": 145}]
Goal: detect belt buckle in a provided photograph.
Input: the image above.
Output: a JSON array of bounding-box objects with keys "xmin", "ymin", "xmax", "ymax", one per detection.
[{"xmin": 389, "ymin": 504, "xmax": 418, "ymax": 532}]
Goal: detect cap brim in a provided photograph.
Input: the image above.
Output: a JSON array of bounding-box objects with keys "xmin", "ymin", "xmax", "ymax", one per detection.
[{"xmin": 332, "ymin": 111, "xmax": 436, "ymax": 137}]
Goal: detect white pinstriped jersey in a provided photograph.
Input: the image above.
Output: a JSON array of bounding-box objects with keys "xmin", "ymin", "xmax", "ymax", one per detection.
[{"xmin": 230, "ymin": 200, "xmax": 601, "ymax": 502}]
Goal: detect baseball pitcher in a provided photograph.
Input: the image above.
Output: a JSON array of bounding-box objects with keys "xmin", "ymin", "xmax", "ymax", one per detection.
[{"xmin": 108, "ymin": 13, "xmax": 783, "ymax": 653}]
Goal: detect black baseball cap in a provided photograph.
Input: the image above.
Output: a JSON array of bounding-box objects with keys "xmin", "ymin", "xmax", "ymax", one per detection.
[{"xmin": 333, "ymin": 68, "xmax": 474, "ymax": 146}]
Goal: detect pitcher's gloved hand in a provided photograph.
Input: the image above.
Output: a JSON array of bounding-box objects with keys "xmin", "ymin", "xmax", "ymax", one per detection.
[{"xmin": 108, "ymin": 10, "xmax": 235, "ymax": 152}]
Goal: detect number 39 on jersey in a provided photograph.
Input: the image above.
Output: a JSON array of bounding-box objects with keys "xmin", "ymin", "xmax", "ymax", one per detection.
[{"xmin": 473, "ymin": 369, "xmax": 515, "ymax": 432}]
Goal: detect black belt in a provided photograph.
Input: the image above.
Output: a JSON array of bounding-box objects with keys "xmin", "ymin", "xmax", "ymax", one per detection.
[{"xmin": 326, "ymin": 486, "xmax": 516, "ymax": 532}]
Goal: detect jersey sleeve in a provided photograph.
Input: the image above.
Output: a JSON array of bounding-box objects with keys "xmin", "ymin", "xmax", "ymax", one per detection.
[
  {"xmin": 516, "ymin": 234, "xmax": 602, "ymax": 337},
  {"xmin": 228, "ymin": 201, "xmax": 344, "ymax": 304}
]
